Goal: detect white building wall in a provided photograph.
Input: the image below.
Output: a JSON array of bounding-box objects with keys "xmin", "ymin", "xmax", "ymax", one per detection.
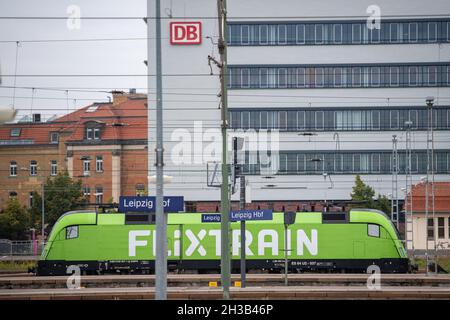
[{"xmin": 148, "ymin": 0, "xmax": 450, "ymax": 203}]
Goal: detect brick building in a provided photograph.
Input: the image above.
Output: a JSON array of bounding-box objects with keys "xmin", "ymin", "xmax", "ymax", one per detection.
[
  {"xmin": 0, "ymin": 91, "xmax": 147, "ymax": 210},
  {"xmin": 406, "ymin": 182, "xmax": 450, "ymax": 251}
]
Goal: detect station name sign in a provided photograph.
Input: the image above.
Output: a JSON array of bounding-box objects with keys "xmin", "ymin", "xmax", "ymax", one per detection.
[
  {"xmin": 119, "ymin": 196, "xmax": 184, "ymax": 213},
  {"xmin": 201, "ymin": 210, "xmax": 273, "ymax": 223},
  {"xmin": 170, "ymin": 22, "xmax": 202, "ymax": 45}
]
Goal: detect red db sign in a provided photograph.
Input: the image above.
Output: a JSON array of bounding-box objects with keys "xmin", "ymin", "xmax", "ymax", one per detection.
[{"xmin": 170, "ymin": 22, "xmax": 202, "ymax": 45}]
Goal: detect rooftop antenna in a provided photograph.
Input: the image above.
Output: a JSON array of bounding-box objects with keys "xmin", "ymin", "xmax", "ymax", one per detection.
[
  {"xmin": 30, "ymin": 88, "xmax": 35, "ymax": 121},
  {"xmin": 12, "ymin": 41, "xmax": 21, "ymax": 108}
]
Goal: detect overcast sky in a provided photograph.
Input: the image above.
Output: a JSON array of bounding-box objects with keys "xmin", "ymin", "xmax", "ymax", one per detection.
[{"xmin": 0, "ymin": 0, "xmax": 147, "ymax": 121}]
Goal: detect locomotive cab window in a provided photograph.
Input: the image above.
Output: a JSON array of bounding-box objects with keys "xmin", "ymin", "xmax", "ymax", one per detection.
[
  {"xmin": 367, "ymin": 224, "xmax": 380, "ymax": 238},
  {"xmin": 66, "ymin": 226, "xmax": 79, "ymax": 239}
]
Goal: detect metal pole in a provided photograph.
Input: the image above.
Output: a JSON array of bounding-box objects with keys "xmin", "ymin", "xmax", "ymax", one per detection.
[
  {"xmin": 284, "ymin": 224, "xmax": 288, "ymax": 286},
  {"xmin": 217, "ymin": 0, "xmax": 231, "ymax": 300},
  {"xmin": 150, "ymin": 0, "xmax": 167, "ymax": 300},
  {"xmin": 425, "ymin": 98, "xmax": 433, "ymax": 274},
  {"xmin": 239, "ymin": 175, "xmax": 246, "ymax": 288},
  {"xmin": 430, "ymin": 103, "xmax": 437, "ymax": 273},
  {"xmin": 41, "ymin": 182, "xmax": 45, "ymax": 241}
]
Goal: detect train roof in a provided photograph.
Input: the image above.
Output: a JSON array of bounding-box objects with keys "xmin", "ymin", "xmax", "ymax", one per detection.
[{"xmin": 47, "ymin": 209, "xmax": 400, "ymax": 243}]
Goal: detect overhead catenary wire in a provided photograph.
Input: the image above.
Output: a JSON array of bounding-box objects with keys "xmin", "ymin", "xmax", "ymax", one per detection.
[{"xmin": 0, "ymin": 13, "xmax": 450, "ymax": 19}]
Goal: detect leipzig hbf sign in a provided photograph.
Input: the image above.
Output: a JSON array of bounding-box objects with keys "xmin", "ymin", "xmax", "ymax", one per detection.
[{"xmin": 170, "ymin": 22, "xmax": 202, "ymax": 45}]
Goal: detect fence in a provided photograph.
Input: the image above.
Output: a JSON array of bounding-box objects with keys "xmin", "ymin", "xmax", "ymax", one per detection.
[{"xmin": 0, "ymin": 239, "xmax": 45, "ymax": 256}]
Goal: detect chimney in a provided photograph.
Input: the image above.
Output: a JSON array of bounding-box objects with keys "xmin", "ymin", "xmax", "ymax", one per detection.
[
  {"xmin": 111, "ymin": 90, "xmax": 127, "ymax": 106},
  {"xmin": 129, "ymin": 88, "xmax": 136, "ymax": 94}
]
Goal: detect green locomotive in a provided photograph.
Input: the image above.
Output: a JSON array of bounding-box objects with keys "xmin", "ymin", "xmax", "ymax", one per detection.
[{"xmin": 37, "ymin": 208, "xmax": 410, "ymax": 275}]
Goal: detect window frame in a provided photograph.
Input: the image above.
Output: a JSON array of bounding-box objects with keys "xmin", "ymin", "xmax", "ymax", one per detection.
[
  {"xmin": 10, "ymin": 128, "xmax": 21, "ymax": 137},
  {"xmin": 96, "ymin": 155, "xmax": 103, "ymax": 172},
  {"xmin": 368, "ymin": 224, "xmax": 380, "ymax": 238},
  {"xmin": 30, "ymin": 160, "xmax": 37, "ymax": 176},
  {"xmin": 83, "ymin": 159, "xmax": 90, "ymax": 176},
  {"xmin": 50, "ymin": 160, "xmax": 57, "ymax": 176},
  {"xmin": 50, "ymin": 132, "xmax": 59, "ymax": 144},
  {"xmin": 66, "ymin": 225, "xmax": 79, "ymax": 240},
  {"xmin": 296, "ymin": 24, "xmax": 305, "ymax": 44},
  {"xmin": 9, "ymin": 161, "xmax": 17, "ymax": 177}
]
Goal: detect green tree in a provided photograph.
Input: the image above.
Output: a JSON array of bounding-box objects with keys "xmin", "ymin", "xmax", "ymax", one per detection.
[
  {"xmin": 350, "ymin": 175, "xmax": 376, "ymax": 208},
  {"xmin": 30, "ymin": 171, "xmax": 85, "ymax": 231},
  {"xmin": 0, "ymin": 199, "xmax": 31, "ymax": 240},
  {"xmin": 350, "ymin": 175, "xmax": 391, "ymax": 214}
]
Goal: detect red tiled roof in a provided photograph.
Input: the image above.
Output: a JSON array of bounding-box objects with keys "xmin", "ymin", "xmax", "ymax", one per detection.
[
  {"xmin": 406, "ymin": 182, "xmax": 450, "ymax": 213},
  {"xmin": 0, "ymin": 122, "xmax": 67, "ymax": 144},
  {"xmin": 0, "ymin": 95, "xmax": 148, "ymax": 144}
]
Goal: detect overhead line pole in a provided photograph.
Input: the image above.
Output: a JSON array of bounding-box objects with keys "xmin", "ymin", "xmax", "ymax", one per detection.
[
  {"xmin": 149, "ymin": 0, "xmax": 167, "ymax": 299},
  {"xmin": 217, "ymin": 0, "xmax": 231, "ymax": 300}
]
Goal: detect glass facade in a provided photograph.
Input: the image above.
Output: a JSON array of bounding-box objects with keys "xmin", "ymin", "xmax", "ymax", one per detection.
[
  {"xmin": 228, "ymin": 20, "xmax": 450, "ymax": 46},
  {"xmin": 228, "ymin": 64, "xmax": 450, "ymax": 89},
  {"xmin": 240, "ymin": 150, "xmax": 450, "ymax": 175},
  {"xmin": 229, "ymin": 107, "xmax": 450, "ymax": 131}
]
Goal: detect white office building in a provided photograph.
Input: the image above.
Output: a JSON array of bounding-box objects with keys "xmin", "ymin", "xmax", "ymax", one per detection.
[{"xmin": 147, "ymin": 0, "xmax": 450, "ymax": 212}]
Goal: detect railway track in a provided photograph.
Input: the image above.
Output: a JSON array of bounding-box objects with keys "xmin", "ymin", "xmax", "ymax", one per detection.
[
  {"xmin": 1, "ymin": 285, "xmax": 450, "ymax": 300},
  {"xmin": 1, "ymin": 273, "xmax": 450, "ymax": 289}
]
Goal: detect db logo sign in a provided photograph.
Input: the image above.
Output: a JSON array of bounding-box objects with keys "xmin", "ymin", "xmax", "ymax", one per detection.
[{"xmin": 170, "ymin": 22, "xmax": 202, "ymax": 45}]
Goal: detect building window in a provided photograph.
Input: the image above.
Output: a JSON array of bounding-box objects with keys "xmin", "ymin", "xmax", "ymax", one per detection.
[
  {"xmin": 428, "ymin": 66, "xmax": 438, "ymax": 86},
  {"xmin": 50, "ymin": 132, "xmax": 59, "ymax": 144},
  {"xmin": 352, "ymin": 67, "xmax": 362, "ymax": 87},
  {"xmin": 30, "ymin": 160, "xmax": 37, "ymax": 176},
  {"xmin": 29, "ymin": 192, "xmax": 34, "ymax": 207},
  {"xmin": 83, "ymin": 160, "xmax": 90, "ymax": 176},
  {"xmin": 314, "ymin": 24, "xmax": 323, "ymax": 44},
  {"xmin": 278, "ymin": 24, "xmax": 287, "ymax": 44},
  {"xmin": 409, "ymin": 66, "xmax": 418, "ymax": 86},
  {"xmin": 278, "ymin": 68, "xmax": 287, "ymax": 88},
  {"xmin": 427, "ymin": 218, "xmax": 435, "ymax": 240},
  {"xmin": 95, "ymin": 186, "xmax": 103, "ymax": 204},
  {"xmin": 438, "ymin": 217, "xmax": 445, "ymax": 239},
  {"xmin": 390, "ymin": 23, "xmax": 399, "ymax": 42},
  {"xmin": 333, "ymin": 24, "xmax": 342, "ymax": 43},
  {"xmin": 352, "ymin": 24, "xmax": 361, "ymax": 43},
  {"xmin": 50, "ymin": 160, "xmax": 57, "ymax": 176},
  {"xmin": 86, "ymin": 127, "xmax": 93, "ymax": 140},
  {"xmin": 409, "ymin": 23, "xmax": 418, "ymax": 42},
  {"xmin": 96, "ymin": 156, "xmax": 103, "ymax": 172},
  {"xmin": 241, "ymin": 25, "xmax": 250, "ymax": 45},
  {"xmin": 9, "ymin": 191, "xmax": 17, "ymax": 200},
  {"xmin": 136, "ymin": 184, "xmax": 146, "ymax": 196},
  {"xmin": 334, "ymin": 68, "xmax": 343, "ymax": 87},
  {"xmin": 315, "ymin": 68, "xmax": 324, "ymax": 87},
  {"xmin": 428, "ymin": 22, "xmax": 438, "ymax": 42},
  {"xmin": 296, "ymin": 24, "xmax": 305, "ymax": 44},
  {"xmin": 66, "ymin": 226, "xmax": 78, "ymax": 240},
  {"xmin": 9, "ymin": 161, "xmax": 17, "ymax": 177},
  {"xmin": 10, "ymin": 128, "xmax": 21, "ymax": 137},
  {"xmin": 86, "ymin": 126, "xmax": 101, "ymax": 140},
  {"xmin": 259, "ymin": 25, "xmax": 268, "ymax": 44},
  {"xmin": 94, "ymin": 128, "xmax": 100, "ymax": 139},
  {"xmin": 371, "ymin": 67, "xmax": 380, "ymax": 86},
  {"xmin": 83, "ymin": 185, "xmax": 91, "ymax": 197},
  {"xmin": 390, "ymin": 67, "xmax": 400, "ymax": 86}
]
